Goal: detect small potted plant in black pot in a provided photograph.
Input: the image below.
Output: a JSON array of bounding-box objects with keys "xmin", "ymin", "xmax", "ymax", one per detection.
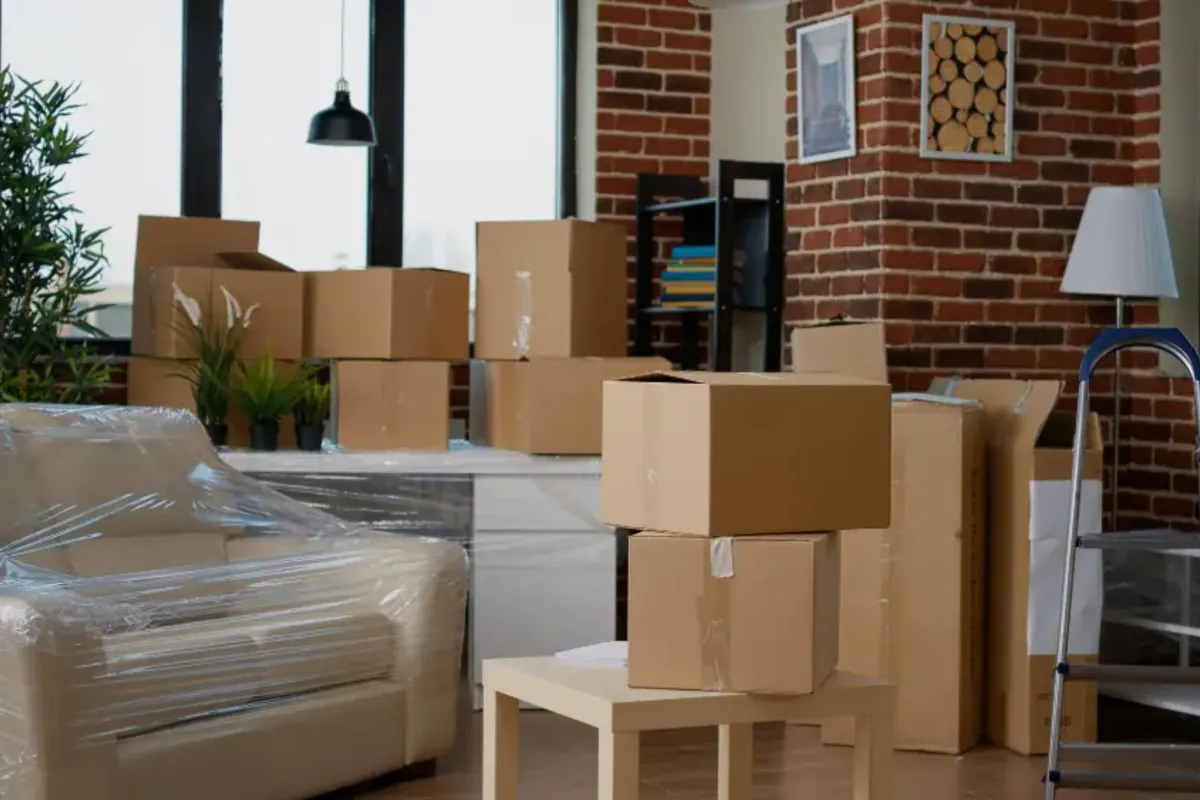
[
  {"xmin": 293, "ymin": 377, "xmax": 331, "ymax": 452},
  {"xmin": 170, "ymin": 285, "xmax": 249, "ymax": 446},
  {"xmin": 230, "ymin": 350, "xmax": 310, "ymax": 451}
]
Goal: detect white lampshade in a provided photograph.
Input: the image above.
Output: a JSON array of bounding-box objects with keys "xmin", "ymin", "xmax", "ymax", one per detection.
[
  {"xmin": 1060, "ymin": 187, "xmax": 1178, "ymax": 299},
  {"xmin": 689, "ymin": 0, "xmax": 787, "ymax": 8}
]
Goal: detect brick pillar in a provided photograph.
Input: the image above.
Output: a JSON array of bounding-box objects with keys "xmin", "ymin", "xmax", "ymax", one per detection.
[
  {"xmin": 786, "ymin": 0, "xmax": 1192, "ymax": 529},
  {"xmin": 595, "ymin": 0, "xmax": 713, "ymax": 360}
]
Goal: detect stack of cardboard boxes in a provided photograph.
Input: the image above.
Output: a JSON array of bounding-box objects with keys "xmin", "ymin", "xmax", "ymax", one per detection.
[
  {"xmin": 789, "ymin": 321, "xmax": 1104, "ymax": 757},
  {"xmin": 306, "ymin": 266, "xmax": 469, "ymax": 451},
  {"xmin": 126, "ymin": 214, "xmax": 472, "ymax": 451},
  {"xmin": 127, "ymin": 216, "xmax": 307, "ymax": 447},
  {"xmin": 602, "ymin": 369, "xmax": 893, "ymax": 695},
  {"xmin": 469, "ymin": 219, "xmax": 669, "ymax": 455}
]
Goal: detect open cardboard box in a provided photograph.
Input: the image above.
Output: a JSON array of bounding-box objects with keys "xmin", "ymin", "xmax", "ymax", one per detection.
[{"xmin": 131, "ymin": 216, "xmax": 305, "ymax": 360}]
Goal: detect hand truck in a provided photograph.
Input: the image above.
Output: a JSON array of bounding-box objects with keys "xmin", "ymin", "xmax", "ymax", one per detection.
[{"xmin": 1045, "ymin": 326, "xmax": 1200, "ymax": 797}]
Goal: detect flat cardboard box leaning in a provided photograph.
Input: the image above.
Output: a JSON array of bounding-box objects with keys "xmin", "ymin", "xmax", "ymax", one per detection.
[{"xmin": 127, "ymin": 216, "xmax": 1102, "ymax": 758}]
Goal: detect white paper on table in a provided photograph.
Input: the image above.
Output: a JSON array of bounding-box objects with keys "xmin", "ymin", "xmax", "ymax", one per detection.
[
  {"xmin": 1027, "ymin": 479, "xmax": 1104, "ymax": 656},
  {"xmin": 555, "ymin": 641, "xmax": 628, "ymax": 667}
]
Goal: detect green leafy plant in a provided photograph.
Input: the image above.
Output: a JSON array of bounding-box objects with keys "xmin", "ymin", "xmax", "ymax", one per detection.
[
  {"xmin": 293, "ymin": 378, "xmax": 332, "ymax": 427},
  {"xmin": 0, "ymin": 68, "xmax": 114, "ymax": 402},
  {"xmin": 230, "ymin": 350, "xmax": 312, "ymax": 426},
  {"xmin": 171, "ymin": 284, "xmax": 255, "ymax": 428}
]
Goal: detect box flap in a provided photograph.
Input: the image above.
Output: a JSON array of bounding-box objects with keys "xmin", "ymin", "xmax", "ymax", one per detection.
[
  {"xmin": 791, "ymin": 321, "xmax": 888, "ymax": 384},
  {"xmin": 616, "ymin": 370, "xmax": 885, "ymax": 387},
  {"xmin": 931, "ymin": 378, "xmax": 1062, "ymax": 447},
  {"xmin": 135, "ymin": 215, "xmax": 260, "ymax": 271},
  {"xmin": 216, "ymin": 251, "xmax": 295, "ymax": 273}
]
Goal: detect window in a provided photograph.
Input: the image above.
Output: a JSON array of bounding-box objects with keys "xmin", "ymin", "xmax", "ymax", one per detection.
[
  {"xmin": 1, "ymin": 0, "xmax": 183, "ymax": 338},
  {"xmin": 222, "ymin": 0, "xmax": 371, "ymax": 271},
  {"xmin": 402, "ymin": 0, "xmax": 562, "ymax": 291}
]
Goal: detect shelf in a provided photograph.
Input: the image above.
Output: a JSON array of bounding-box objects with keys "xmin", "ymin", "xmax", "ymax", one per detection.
[
  {"xmin": 1102, "ymin": 683, "xmax": 1200, "ymax": 718},
  {"xmin": 643, "ymin": 196, "xmax": 771, "ymax": 215},
  {"xmin": 640, "ymin": 306, "xmax": 770, "ymax": 316},
  {"xmin": 644, "ymin": 197, "xmax": 716, "ymax": 214}
]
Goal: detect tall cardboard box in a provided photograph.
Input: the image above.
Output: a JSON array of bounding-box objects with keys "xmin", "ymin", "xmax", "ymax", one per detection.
[
  {"xmin": 304, "ymin": 268, "xmax": 469, "ymax": 360},
  {"xmin": 126, "ymin": 357, "xmax": 299, "ymax": 449},
  {"xmin": 792, "ymin": 322, "xmax": 988, "ymax": 753},
  {"xmin": 628, "ymin": 532, "xmax": 840, "ymax": 694},
  {"xmin": 601, "ymin": 371, "xmax": 891, "ymax": 536},
  {"xmin": 937, "ymin": 378, "xmax": 1104, "ymax": 756},
  {"xmin": 475, "ymin": 220, "xmax": 627, "ymax": 360},
  {"xmin": 333, "ymin": 361, "xmax": 451, "ymax": 451},
  {"xmin": 480, "ymin": 357, "xmax": 669, "ymax": 454},
  {"xmin": 131, "ymin": 216, "xmax": 304, "ymax": 360}
]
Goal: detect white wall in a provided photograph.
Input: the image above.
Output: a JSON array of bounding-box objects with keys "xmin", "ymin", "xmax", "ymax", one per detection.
[
  {"xmin": 710, "ymin": 5, "xmax": 788, "ymax": 369},
  {"xmin": 576, "ymin": 0, "xmax": 599, "ymax": 221}
]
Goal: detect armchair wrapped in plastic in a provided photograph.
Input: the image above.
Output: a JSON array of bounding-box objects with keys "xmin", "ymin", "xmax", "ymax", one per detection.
[{"xmin": 0, "ymin": 404, "xmax": 468, "ymax": 800}]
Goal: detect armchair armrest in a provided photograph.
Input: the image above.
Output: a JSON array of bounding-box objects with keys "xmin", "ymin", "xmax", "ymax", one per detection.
[
  {"xmin": 225, "ymin": 535, "xmax": 468, "ymax": 763},
  {"xmin": 0, "ymin": 594, "xmax": 117, "ymax": 800}
]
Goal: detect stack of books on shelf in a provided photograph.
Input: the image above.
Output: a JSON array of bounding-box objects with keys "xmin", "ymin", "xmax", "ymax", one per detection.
[{"xmin": 659, "ymin": 245, "xmax": 715, "ymax": 309}]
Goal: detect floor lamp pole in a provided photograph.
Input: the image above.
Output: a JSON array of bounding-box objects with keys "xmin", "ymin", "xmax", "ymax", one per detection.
[{"xmin": 1111, "ymin": 295, "xmax": 1124, "ymax": 531}]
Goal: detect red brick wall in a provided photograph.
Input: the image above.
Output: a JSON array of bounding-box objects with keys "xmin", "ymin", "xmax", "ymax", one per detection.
[
  {"xmin": 787, "ymin": 0, "xmax": 1190, "ymax": 529},
  {"xmin": 595, "ymin": 0, "xmax": 713, "ymax": 358}
]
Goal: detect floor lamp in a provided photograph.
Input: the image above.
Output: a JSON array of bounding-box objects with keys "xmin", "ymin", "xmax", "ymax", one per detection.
[{"xmin": 1059, "ymin": 187, "xmax": 1179, "ymax": 531}]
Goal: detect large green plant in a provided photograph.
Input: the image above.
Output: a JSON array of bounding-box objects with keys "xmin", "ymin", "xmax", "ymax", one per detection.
[{"xmin": 0, "ymin": 68, "xmax": 112, "ymax": 402}]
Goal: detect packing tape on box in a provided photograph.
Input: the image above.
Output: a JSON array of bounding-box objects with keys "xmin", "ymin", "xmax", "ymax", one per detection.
[
  {"xmin": 513, "ymin": 270, "xmax": 532, "ymax": 358},
  {"xmin": 697, "ymin": 538, "xmax": 733, "ymax": 692}
]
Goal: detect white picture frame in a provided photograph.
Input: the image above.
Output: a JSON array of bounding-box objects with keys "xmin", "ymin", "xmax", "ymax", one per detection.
[
  {"xmin": 795, "ymin": 14, "xmax": 857, "ymax": 166},
  {"xmin": 919, "ymin": 15, "xmax": 1016, "ymax": 162}
]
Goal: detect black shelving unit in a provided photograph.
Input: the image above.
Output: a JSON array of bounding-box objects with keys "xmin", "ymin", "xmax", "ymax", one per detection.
[{"xmin": 633, "ymin": 160, "xmax": 785, "ymax": 371}]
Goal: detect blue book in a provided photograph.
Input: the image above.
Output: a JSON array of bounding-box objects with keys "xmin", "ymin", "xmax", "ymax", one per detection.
[
  {"xmin": 662, "ymin": 270, "xmax": 717, "ymax": 282},
  {"xmin": 670, "ymin": 244, "xmax": 716, "ymax": 260}
]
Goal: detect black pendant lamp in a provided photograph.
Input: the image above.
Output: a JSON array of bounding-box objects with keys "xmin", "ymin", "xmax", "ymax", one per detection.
[{"xmin": 308, "ymin": 0, "xmax": 376, "ymax": 146}]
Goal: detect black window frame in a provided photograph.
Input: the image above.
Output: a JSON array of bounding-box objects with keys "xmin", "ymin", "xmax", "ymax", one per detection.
[{"xmin": 1, "ymin": 0, "xmax": 578, "ymax": 355}]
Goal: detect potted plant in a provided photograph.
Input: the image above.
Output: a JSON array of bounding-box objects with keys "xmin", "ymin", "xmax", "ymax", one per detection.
[
  {"xmin": 0, "ymin": 69, "xmax": 114, "ymax": 402},
  {"xmin": 293, "ymin": 377, "xmax": 331, "ymax": 452},
  {"xmin": 171, "ymin": 284, "xmax": 256, "ymax": 446},
  {"xmin": 229, "ymin": 350, "xmax": 311, "ymax": 451}
]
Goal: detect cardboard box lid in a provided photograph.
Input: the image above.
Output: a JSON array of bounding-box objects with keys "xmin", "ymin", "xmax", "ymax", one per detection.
[
  {"xmin": 791, "ymin": 320, "xmax": 889, "ymax": 384},
  {"xmin": 617, "ymin": 369, "xmax": 886, "ymax": 388},
  {"xmin": 135, "ymin": 215, "xmax": 261, "ymax": 270},
  {"xmin": 215, "ymin": 251, "xmax": 295, "ymax": 273}
]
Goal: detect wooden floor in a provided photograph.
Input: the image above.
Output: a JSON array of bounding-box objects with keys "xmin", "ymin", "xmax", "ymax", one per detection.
[{"xmin": 355, "ymin": 710, "xmax": 1200, "ymax": 799}]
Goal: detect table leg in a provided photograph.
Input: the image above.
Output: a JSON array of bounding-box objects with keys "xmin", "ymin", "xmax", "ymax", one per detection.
[
  {"xmin": 483, "ymin": 688, "xmax": 520, "ymax": 800},
  {"xmin": 598, "ymin": 731, "xmax": 639, "ymax": 800},
  {"xmin": 852, "ymin": 711, "xmax": 893, "ymax": 800},
  {"xmin": 718, "ymin": 723, "xmax": 753, "ymax": 800}
]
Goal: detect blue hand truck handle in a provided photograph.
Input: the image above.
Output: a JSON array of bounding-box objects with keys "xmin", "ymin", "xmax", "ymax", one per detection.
[{"xmin": 1080, "ymin": 327, "xmax": 1200, "ymax": 382}]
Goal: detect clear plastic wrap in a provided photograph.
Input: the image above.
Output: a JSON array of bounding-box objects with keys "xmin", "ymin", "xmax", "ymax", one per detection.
[
  {"xmin": 220, "ymin": 444, "xmax": 619, "ymax": 713},
  {"xmin": 0, "ymin": 404, "xmax": 469, "ymax": 799}
]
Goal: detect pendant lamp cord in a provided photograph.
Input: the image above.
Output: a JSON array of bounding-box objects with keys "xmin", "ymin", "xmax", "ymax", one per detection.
[{"xmin": 339, "ymin": 0, "xmax": 347, "ymax": 81}]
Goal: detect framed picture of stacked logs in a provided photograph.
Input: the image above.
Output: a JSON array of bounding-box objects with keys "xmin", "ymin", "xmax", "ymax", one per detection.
[
  {"xmin": 919, "ymin": 15, "xmax": 1015, "ymax": 162},
  {"xmin": 796, "ymin": 14, "xmax": 857, "ymax": 165}
]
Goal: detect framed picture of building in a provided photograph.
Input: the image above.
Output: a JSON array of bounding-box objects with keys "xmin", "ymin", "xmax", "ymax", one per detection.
[
  {"xmin": 920, "ymin": 15, "xmax": 1015, "ymax": 161},
  {"xmin": 796, "ymin": 14, "xmax": 857, "ymax": 165}
]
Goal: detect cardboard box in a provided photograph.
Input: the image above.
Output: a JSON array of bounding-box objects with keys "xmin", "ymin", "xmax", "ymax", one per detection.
[
  {"xmin": 126, "ymin": 357, "xmax": 299, "ymax": 449},
  {"xmin": 477, "ymin": 357, "xmax": 669, "ymax": 455},
  {"xmin": 628, "ymin": 532, "xmax": 839, "ymax": 695},
  {"xmin": 792, "ymin": 322, "xmax": 988, "ymax": 754},
  {"xmin": 131, "ymin": 216, "xmax": 305, "ymax": 360},
  {"xmin": 936, "ymin": 378, "xmax": 1104, "ymax": 756},
  {"xmin": 305, "ymin": 268, "xmax": 469, "ymax": 360},
  {"xmin": 475, "ymin": 220, "xmax": 628, "ymax": 360},
  {"xmin": 601, "ymin": 371, "xmax": 891, "ymax": 536},
  {"xmin": 333, "ymin": 361, "xmax": 451, "ymax": 451}
]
